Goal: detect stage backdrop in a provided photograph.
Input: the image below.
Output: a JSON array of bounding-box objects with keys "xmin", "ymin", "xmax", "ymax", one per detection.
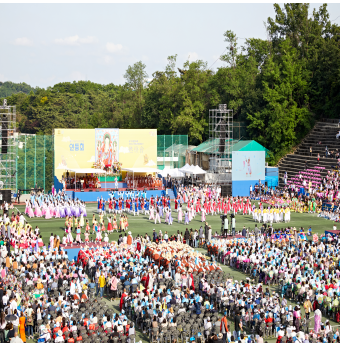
[
  {"xmin": 54, "ymin": 128, "xmax": 157, "ymax": 181},
  {"xmin": 54, "ymin": 129, "xmax": 95, "ymax": 180},
  {"xmin": 232, "ymin": 151, "xmax": 265, "ymax": 181},
  {"xmin": 95, "ymin": 128, "xmax": 119, "ymax": 167},
  {"xmin": 119, "ymin": 129, "xmax": 157, "ymax": 169}
]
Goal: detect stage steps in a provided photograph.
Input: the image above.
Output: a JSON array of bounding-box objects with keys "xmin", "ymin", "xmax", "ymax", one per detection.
[{"xmin": 167, "ymin": 189, "xmax": 175, "ymax": 199}]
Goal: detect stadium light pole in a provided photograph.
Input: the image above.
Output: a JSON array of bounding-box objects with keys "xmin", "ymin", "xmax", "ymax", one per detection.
[
  {"xmin": 24, "ymin": 135, "xmax": 26, "ymax": 191},
  {"xmin": 43, "ymin": 135, "xmax": 45, "ymax": 192}
]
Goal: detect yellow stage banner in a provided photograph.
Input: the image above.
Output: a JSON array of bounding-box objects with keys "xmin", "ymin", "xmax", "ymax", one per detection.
[
  {"xmin": 119, "ymin": 129, "xmax": 157, "ymax": 169},
  {"xmin": 54, "ymin": 129, "xmax": 95, "ymax": 180}
]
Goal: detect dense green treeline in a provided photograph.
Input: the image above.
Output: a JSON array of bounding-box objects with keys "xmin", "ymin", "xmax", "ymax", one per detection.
[
  {"xmin": 0, "ymin": 81, "xmax": 36, "ymax": 97},
  {"xmin": 2, "ymin": 4, "xmax": 340, "ymax": 164}
]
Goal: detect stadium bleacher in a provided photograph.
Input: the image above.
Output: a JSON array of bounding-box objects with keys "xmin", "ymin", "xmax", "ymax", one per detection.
[{"xmin": 278, "ymin": 120, "xmax": 340, "ymax": 185}]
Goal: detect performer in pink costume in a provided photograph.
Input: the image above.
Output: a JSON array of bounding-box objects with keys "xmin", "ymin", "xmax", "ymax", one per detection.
[
  {"xmin": 178, "ymin": 206, "xmax": 183, "ymax": 223},
  {"xmin": 35, "ymin": 203, "xmax": 42, "ymax": 217},
  {"xmin": 45, "ymin": 206, "xmax": 52, "ymax": 220},
  {"xmin": 201, "ymin": 208, "xmax": 206, "ymax": 222},
  {"xmin": 314, "ymin": 309, "xmax": 321, "ymax": 333}
]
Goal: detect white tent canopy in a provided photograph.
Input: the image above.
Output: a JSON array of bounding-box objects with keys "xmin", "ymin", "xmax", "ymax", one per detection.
[
  {"xmin": 123, "ymin": 167, "xmax": 159, "ymax": 173},
  {"xmin": 191, "ymin": 165, "xmax": 207, "ymax": 175},
  {"xmin": 179, "ymin": 164, "xmax": 207, "ymax": 175},
  {"xmin": 179, "ymin": 163, "xmax": 191, "ymax": 172},
  {"xmin": 67, "ymin": 168, "xmax": 107, "ymax": 174},
  {"xmin": 179, "ymin": 164, "xmax": 195, "ymax": 174},
  {"xmin": 158, "ymin": 168, "xmax": 185, "ymax": 178}
]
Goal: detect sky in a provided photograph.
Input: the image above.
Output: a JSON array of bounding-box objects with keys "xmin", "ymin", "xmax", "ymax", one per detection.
[{"xmin": 1, "ymin": 3, "xmax": 340, "ymax": 88}]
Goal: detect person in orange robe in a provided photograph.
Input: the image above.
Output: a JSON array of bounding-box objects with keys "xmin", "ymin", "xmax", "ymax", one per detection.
[
  {"xmin": 19, "ymin": 311, "xmax": 26, "ymax": 342},
  {"xmin": 127, "ymin": 232, "xmax": 132, "ymax": 246}
]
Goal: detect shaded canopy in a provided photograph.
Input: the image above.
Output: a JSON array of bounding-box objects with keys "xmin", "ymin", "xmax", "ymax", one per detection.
[
  {"xmin": 122, "ymin": 167, "xmax": 159, "ymax": 173},
  {"xmin": 66, "ymin": 168, "xmax": 106, "ymax": 174},
  {"xmin": 158, "ymin": 168, "xmax": 185, "ymax": 178},
  {"xmin": 179, "ymin": 164, "xmax": 207, "ymax": 174}
]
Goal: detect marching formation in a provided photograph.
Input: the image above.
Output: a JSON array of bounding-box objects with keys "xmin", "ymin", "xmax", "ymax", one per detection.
[
  {"xmin": 92, "ymin": 187, "xmax": 292, "ymax": 230},
  {"xmin": 260, "ymin": 195, "xmax": 320, "ymax": 215},
  {"xmin": 61, "ymin": 211, "xmax": 130, "ymax": 245},
  {"xmin": 252, "ymin": 205, "xmax": 291, "ymax": 223},
  {"xmin": 24, "ymin": 192, "xmax": 87, "ymax": 220}
]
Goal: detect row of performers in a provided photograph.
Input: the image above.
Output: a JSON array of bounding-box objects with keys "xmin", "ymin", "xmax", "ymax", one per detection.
[
  {"xmin": 263, "ymin": 196, "xmax": 321, "ymax": 214},
  {"xmin": 96, "ymin": 195, "xmax": 254, "ymax": 215},
  {"xmin": 252, "ymin": 207, "xmax": 291, "ymax": 223},
  {"xmin": 63, "ymin": 214, "xmax": 129, "ymax": 233},
  {"xmin": 64, "ymin": 217, "xmax": 130, "ymax": 244}
]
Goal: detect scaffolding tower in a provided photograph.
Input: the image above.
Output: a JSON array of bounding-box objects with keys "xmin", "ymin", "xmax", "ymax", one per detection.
[
  {"xmin": 0, "ymin": 99, "xmax": 17, "ymax": 192},
  {"xmin": 209, "ymin": 104, "xmax": 233, "ymax": 174}
]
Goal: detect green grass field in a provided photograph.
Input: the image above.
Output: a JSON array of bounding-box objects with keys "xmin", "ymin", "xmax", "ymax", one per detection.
[{"xmin": 14, "ymin": 202, "xmax": 334, "ymax": 244}]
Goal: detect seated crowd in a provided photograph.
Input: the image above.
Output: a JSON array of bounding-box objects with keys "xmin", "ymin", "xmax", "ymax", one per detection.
[{"xmin": 125, "ymin": 175, "xmax": 162, "ymax": 190}]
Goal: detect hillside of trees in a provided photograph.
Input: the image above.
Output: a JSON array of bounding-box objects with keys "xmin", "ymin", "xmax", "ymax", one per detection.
[
  {"xmin": 2, "ymin": 4, "xmax": 340, "ymax": 164},
  {"xmin": 0, "ymin": 81, "xmax": 36, "ymax": 98}
]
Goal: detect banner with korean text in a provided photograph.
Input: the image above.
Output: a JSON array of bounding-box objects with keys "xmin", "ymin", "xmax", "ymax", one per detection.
[
  {"xmin": 118, "ymin": 129, "xmax": 157, "ymax": 169},
  {"xmin": 54, "ymin": 129, "xmax": 95, "ymax": 180}
]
